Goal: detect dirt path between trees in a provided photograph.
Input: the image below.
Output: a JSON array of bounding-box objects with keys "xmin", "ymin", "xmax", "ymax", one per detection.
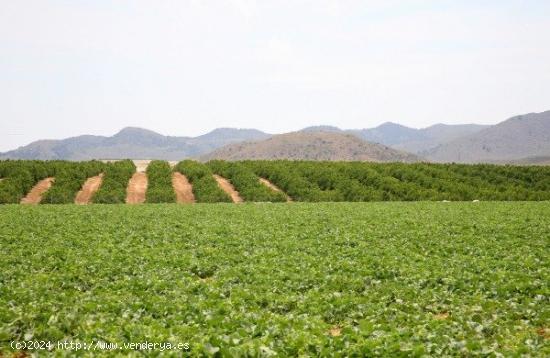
[
  {"xmin": 74, "ymin": 174, "xmax": 104, "ymax": 204},
  {"xmin": 126, "ymin": 172, "xmax": 148, "ymax": 204},
  {"xmin": 213, "ymin": 174, "xmax": 243, "ymax": 203},
  {"xmin": 21, "ymin": 177, "xmax": 54, "ymax": 204},
  {"xmin": 259, "ymin": 177, "xmax": 292, "ymax": 202},
  {"xmin": 172, "ymin": 172, "xmax": 195, "ymax": 203}
]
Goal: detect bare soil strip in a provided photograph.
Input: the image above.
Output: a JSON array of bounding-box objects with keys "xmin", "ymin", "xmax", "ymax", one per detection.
[
  {"xmin": 213, "ymin": 174, "xmax": 243, "ymax": 203},
  {"xmin": 172, "ymin": 172, "xmax": 195, "ymax": 203},
  {"xmin": 259, "ymin": 177, "xmax": 292, "ymax": 202},
  {"xmin": 74, "ymin": 173, "xmax": 104, "ymax": 205},
  {"xmin": 21, "ymin": 177, "xmax": 55, "ymax": 204},
  {"xmin": 126, "ymin": 172, "xmax": 148, "ymax": 204}
]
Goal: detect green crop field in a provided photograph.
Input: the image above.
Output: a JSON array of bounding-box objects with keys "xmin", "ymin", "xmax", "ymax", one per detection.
[{"xmin": 1, "ymin": 202, "xmax": 548, "ymax": 356}]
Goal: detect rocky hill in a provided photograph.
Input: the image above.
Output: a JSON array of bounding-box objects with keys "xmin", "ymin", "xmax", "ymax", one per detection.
[{"xmin": 200, "ymin": 131, "xmax": 421, "ymax": 162}]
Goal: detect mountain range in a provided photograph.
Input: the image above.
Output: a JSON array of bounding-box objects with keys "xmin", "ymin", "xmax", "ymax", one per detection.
[
  {"xmin": 1, "ymin": 110, "xmax": 549, "ymax": 163},
  {"xmin": 0, "ymin": 127, "xmax": 270, "ymax": 161},
  {"xmin": 300, "ymin": 123, "xmax": 489, "ymax": 154}
]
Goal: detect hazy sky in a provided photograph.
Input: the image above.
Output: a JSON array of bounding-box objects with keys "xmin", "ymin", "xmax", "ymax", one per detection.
[{"xmin": 1, "ymin": 0, "xmax": 549, "ymax": 151}]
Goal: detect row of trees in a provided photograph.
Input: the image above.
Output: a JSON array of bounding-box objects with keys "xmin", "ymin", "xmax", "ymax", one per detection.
[
  {"xmin": 0, "ymin": 160, "xmax": 137, "ymax": 204},
  {"xmin": 442, "ymin": 164, "xmax": 550, "ymax": 200},
  {"xmin": 242, "ymin": 161, "xmax": 337, "ymax": 202},
  {"xmin": 173, "ymin": 160, "xmax": 231, "ymax": 203},
  {"xmin": 0, "ymin": 160, "xmax": 66, "ymax": 203},
  {"xmin": 207, "ymin": 160, "xmax": 287, "ymax": 202},
  {"xmin": 242, "ymin": 160, "xmax": 550, "ymax": 202},
  {"xmin": 146, "ymin": 161, "xmax": 176, "ymax": 203},
  {"xmin": 42, "ymin": 161, "xmax": 104, "ymax": 204},
  {"xmin": 93, "ymin": 160, "xmax": 136, "ymax": 204}
]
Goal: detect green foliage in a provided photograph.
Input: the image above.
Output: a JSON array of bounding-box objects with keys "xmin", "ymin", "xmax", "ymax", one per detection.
[
  {"xmin": 295, "ymin": 162, "xmax": 382, "ymax": 201},
  {"xmin": 0, "ymin": 160, "xmax": 57, "ymax": 203},
  {"xmin": 1, "ymin": 160, "xmax": 550, "ymax": 204},
  {"xmin": 244, "ymin": 160, "xmax": 333, "ymax": 201},
  {"xmin": 245, "ymin": 160, "xmax": 550, "ymax": 202},
  {"xmin": 93, "ymin": 160, "xmax": 136, "ymax": 203},
  {"xmin": 348, "ymin": 162, "xmax": 442, "ymax": 201},
  {"xmin": 207, "ymin": 160, "xmax": 286, "ymax": 202},
  {"xmin": 0, "ymin": 202, "xmax": 548, "ymax": 355},
  {"xmin": 42, "ymin": 161, "xmax": 104, "ymax": 204},
  {"xmin": 0, "ymin": 170, "xmax": 34, "ymax": 204},
  {"xmin": 174, "ymin": 160, "xmax": 231, "ymax": 203},
  {"xmin": 145, "ymin": 160, "xmax": 176, "ymax": 203}
]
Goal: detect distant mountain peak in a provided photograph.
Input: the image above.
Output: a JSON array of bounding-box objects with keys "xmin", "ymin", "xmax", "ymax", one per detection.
[
  {"xmin": 203, "ymin": 127, "xmax": 268, "ymax": 136},
  {"xmin": 424, "ymin": 123, "xmax": 446, "ymax": 129},
  {"xmin": 114, "ymin": 126, "xmax": 163, "ymax": 136},
  {"xmin": 300, "ymin": 125, "xmax": 342, "ymax": 133},
  {"xmin": 376, "ymin": 122, "xmax": 412, "ymax": 129},
  {"xmin": 197, "ymin": 128, "xmax": 271, "ymax": 141}
]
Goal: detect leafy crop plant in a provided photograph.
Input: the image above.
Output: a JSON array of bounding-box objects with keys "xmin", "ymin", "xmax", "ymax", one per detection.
[{"xmin": 1, "ymin": 202, "xmax": 548, "ymax": 355}]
